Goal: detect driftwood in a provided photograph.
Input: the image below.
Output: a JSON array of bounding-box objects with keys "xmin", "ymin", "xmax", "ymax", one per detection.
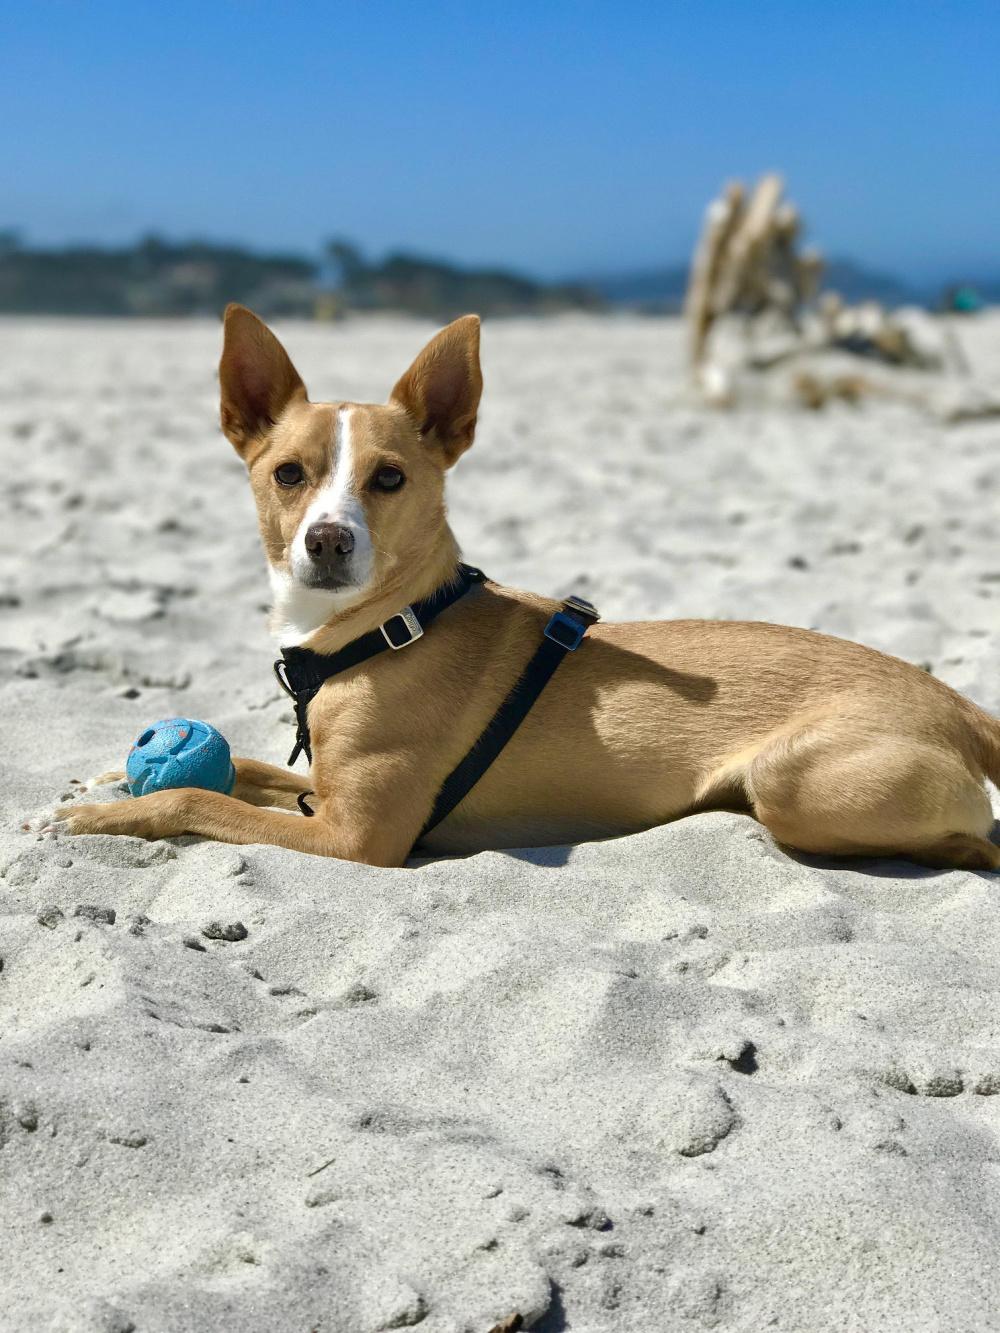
[
  {"xmin": 685, "ymin": 174, "xmax": 976, "ymax": 411},
  {"xmin": 685, "ymin": 174, "xmax": 823, "ymax": 375},
  {"xmin": 685, "ymin": 174, "xmax": 829, "ymax": 403},
  {"xmin": 685, "ymin": 180, "xmax": 744, "ymax": 367},
  {"xmin": 789, "ymin": 359, "xmax": 1000, "ymax": 419}
]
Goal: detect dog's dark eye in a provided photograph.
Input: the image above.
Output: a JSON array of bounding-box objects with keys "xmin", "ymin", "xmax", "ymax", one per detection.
[
  {"xmin": 274, "ymin": 462, "xmax": 304, "ymax": 487},
  {"xmin": 372, "ymin": 465, "xmax": 405, "ymax": 492}
]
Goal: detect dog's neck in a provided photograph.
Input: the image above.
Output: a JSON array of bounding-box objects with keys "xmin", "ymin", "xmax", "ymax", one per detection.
[{"xmin": 269, "ymin": 528, "xmax": 464, "ymax": 654}]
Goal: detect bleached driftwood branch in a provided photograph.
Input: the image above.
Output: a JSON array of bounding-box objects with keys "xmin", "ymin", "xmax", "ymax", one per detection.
[
  {"xmin": 684, "ymin": 174, "xmax": 980, "ymax": 413},
  {"xmin": 684, "ymin": 181, "xmax": 744, "ymax": 368}
]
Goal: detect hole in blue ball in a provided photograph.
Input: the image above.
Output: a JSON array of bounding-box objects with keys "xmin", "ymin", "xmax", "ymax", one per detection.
[{"xmin": 137, "ymin": 729, "xmax": 155, "ymax": 747}]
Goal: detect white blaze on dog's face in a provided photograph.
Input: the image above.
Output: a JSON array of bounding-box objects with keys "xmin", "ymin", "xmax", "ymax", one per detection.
[
  {"xmin": 280, "ymin": 404, "xmax": 374, "ymax": 592},
  {"xmin": 218, "ymin": 306, "xmax": 482, "ymax": 644}
]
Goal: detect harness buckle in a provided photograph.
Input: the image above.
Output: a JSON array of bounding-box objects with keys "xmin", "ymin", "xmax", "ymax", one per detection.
[
  {"xmin": 543, "ymin": 594, "xmax": 599, "ymax": 652},
  {"xmin": 544, "ymin": 610, "xmax": 588, "ymax": 651},
  {"xmin": 380, "ymin": 605, "xmax": 425, "ymax": 650}
]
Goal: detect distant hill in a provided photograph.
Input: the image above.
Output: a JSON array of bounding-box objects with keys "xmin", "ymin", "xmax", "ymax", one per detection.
[
  {"xmin": 0, "ymin": 233, "xmax": 316, "ymax": 317},
  {"xmin": 324, "ymin": 240, "xmax": 601, "ymax": 320},
  {"xmin": 572, "ymin": 265, "xmax": 690, "ymax": 311},
  {"xmin": 820, "ymin": 258, "xmax": 922, "ymax": 307},
  {"xmin": 0, "ymin": 233, "xmax": 602, "ymax": 318}
]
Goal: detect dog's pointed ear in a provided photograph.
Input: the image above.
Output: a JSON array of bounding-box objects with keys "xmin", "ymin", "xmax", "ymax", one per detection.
[
  {"xmin": 219, "ymin": 304, "xmax": 307, "ymax": 454},
  {"xmin": 389, "ymin": 315, "xmax": 482, "ymax": 466}
]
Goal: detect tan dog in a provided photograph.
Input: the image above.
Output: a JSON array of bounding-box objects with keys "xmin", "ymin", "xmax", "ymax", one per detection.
[{"xmin": 54, "ymin": 306, "xmax": 1000, "ymax": 871}]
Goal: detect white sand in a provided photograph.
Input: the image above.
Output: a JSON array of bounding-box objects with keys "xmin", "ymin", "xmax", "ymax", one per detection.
[{"xmin": 2, "ymin": 313, "xmax": 1000, "ymax": 1331}]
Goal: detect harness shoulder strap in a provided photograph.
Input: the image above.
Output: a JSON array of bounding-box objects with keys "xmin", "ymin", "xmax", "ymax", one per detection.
[{"xmin": 418, "ymin": 594, "xmax": 599, "ymax": 841}]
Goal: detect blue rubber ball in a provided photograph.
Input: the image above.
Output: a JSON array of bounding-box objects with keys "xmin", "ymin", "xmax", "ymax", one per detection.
[{"xmin": 126, "ymin": 718, "xmax": 235, "ymax": 797}]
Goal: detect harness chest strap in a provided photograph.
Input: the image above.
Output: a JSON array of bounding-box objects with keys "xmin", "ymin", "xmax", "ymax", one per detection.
[
  {"xmin": 273, "ymin": 569, "xmax": 600, "ymax": 844},
  {"xmin": 274, "ymin": 563, "xmax": 486, "ymax": 766}
]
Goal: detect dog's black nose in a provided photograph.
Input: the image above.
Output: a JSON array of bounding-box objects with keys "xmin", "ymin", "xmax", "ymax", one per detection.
[{"xmin": 305, "ymin": 522, "xmax": 354, "ymax": 559}]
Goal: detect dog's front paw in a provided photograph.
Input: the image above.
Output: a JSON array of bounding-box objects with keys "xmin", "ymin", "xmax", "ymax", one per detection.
[
  {"xmin": 43, "ymin": 793, "xmax": 187, "ymax": 840},
  {"xmin": 43, "ymin": 802, "xmax": 123, "ymax": 836}
]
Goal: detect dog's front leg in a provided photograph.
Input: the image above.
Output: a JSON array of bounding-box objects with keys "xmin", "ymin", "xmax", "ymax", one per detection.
[{"xmin": 47, "ymin": 789, "xmax": 403, "ymax": 865}]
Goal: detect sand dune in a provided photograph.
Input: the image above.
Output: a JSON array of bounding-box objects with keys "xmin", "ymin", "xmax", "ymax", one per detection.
[{"xmin": 2, "ymin": 313, "xmax": 1000, "ymax": 1330}]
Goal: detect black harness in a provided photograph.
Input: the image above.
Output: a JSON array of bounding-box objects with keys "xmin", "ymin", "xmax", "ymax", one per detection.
[{"xmin": 273, "ymin": 563, "xmax": 599, "ymax": 842}]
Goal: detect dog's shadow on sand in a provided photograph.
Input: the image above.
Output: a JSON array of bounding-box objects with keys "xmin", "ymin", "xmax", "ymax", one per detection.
[
  {"xmin": 420, "ymin": 824, "xmax": 1000, "ymax": 879},
  {"xmin": 497, "ymin": 821, "xmax": 1000, "ymax": 880},
  {"xmin": 499, "ymin": 844, "xmax": 575, "ymax": 868}
]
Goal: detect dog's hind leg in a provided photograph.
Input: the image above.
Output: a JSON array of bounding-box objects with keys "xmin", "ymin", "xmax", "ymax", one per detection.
[
  {"xmin": 743, "ymin": 718, "xmax": 999, "ymax": 871},
  {"xmin": 904, "ymin": 832, "xmax": 1000, "ymax": 871}
]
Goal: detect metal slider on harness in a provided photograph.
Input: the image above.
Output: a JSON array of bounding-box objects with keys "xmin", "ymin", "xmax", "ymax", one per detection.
[{"xmin": 380, "ymin": 605, "xmax": 424, "ymax": 649}]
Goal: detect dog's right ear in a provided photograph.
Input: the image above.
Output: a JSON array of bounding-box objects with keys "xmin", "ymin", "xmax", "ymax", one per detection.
[{"xmin": 219, "ymin": 304, "xmax": 306, "ymax": 454}]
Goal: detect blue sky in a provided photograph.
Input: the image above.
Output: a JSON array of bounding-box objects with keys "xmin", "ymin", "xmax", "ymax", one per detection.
[{"xmin": 2, "ymin": 2, "xmax": 997, "ymax": 281}]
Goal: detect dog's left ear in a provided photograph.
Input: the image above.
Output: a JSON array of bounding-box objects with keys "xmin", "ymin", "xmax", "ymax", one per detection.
[
  {"xmin": 389, "ymin": 315, "xmax": 482, "ymax": 466},
  {"xmin": 219, "ymin": 304, "xmax": 307, "ymax": 455}
]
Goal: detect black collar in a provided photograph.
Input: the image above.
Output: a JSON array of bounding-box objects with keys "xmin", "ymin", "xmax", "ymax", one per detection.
[{"xmin": 274, "ymin": 563, "xmax": 485, "ymax": 765}]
